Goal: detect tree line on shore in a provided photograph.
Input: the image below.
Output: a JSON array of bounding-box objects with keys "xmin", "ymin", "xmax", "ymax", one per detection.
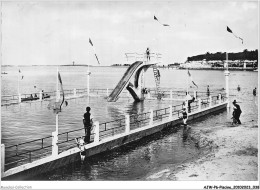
[{"xmin": 187, "ymin": 49, "xmax": 258, "ymax": 62}]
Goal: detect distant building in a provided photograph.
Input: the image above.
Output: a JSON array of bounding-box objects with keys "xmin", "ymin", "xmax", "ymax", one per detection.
[{"xmin": 168, "ymin": 63, "xmax": 180, "ymax": 68}]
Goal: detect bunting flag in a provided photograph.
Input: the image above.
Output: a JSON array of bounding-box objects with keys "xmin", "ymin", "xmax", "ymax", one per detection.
[
  {"xmin": 19, "ymin": 69, "xmax": 24, "ymax": 80},
  {"xmin": 58, "ymin": 72, "xmax": 65, "ymax": 108},
  {"xmin": 47, "ymin": 71, "xmax": 67, "ymax": 113},
  {"xmin": 154, "ymin": 15, "xmax": 170, "ymax": 26},
  {"xmin": 89, "ymin": 38, "xmax": 101, "ymax": 64},
  {"xmin": 89, "ymin": 38, "xmax": 94, "ymax": 46},
  {"xmin": 187, "ymin": 70, "xmax": 198, "ymax": 88},
  {"xmin": 227, "ymin": 26, "xmax": 243, "ymax": 44}
]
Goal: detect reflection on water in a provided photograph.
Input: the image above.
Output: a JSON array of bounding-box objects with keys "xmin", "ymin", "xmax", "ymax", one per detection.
[{"xmin": 182, "ymin": 126, "xmax": 191, "ymax": 143}]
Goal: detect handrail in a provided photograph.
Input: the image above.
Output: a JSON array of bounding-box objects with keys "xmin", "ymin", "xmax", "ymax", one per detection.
[
  {"xmin": 5, "ymin": 135, "xmax": 53, "ymax": 149},
  {"xmin": 1, "ymin": 88, "xmax": 225, "ymax": 102},
  {"xmin": 3, "ymin": 93, "xmax": 228, "ymax": 170}
]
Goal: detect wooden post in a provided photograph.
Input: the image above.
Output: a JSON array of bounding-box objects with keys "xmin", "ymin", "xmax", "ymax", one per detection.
[
  {"xmin": 106, "ymin": 88, "xmax": 109, "ymax": 97},
  {"xmin": 73, "ymin": 88, "xmax": 77, "ymax": 97},
  {"xmin": 198, "ymin": 98, "xmax": 201, "ymax": 111},
  {"xmin": 125, "ymin": 115, "xmax": 130, "ymax": 134},
  {"xmin": 94, "ymin": 121, "xmax": 99, "ymax": 143},
  {"xmin": 52, "ymin": 131, "xmax": 58, "ymax": 156},
  {"xmin": 169, "ymin": 105, "xmax": 172, "ymax": 121},
  {"xmin": 149, "ymin": 109, "xmax": 153, "ymax": 126},
  {"xmin": 1, "ymin": 144, "xmax": 5, "ymax": 174},
  {"xmin": 209, "ymin": 96, "xmax": 212, "ymax": 107}
]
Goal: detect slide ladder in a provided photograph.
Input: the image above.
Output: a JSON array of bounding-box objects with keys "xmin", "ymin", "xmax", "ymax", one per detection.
[{"xmin": 152, "ymin": 65, "xmax": 162, "ymax": 99}]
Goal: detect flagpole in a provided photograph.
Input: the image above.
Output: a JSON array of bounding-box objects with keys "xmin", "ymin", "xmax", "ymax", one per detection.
[
  {"xmin": 17, "ymin": 67, "xmax": 20, "ymax": 96},
  {"xmin": 56, "ymin": 67, "xmax": 59, "ymax": 102},
  {"xmin": 87, "ymin": 64, "xmax": 90, "ymax": 97},
  {"xmin": 56, "ymin": 66, "xmax": 59, "ymax": 134},
  {"xmin": 226, "ymin": 52, "xmax": 229, "ymax": 71},
  {"xmin": 186, "ymin": 68, "xmax": 189, "ymax": 94}
]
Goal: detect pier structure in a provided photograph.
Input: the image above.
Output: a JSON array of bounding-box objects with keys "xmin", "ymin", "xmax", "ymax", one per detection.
[{"xmin": 1, "ymin": 93, "xmax": 228, "ymax": 180}]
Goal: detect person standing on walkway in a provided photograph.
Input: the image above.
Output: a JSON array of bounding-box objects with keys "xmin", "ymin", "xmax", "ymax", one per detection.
[
  {"xmin": 83, "ymin": 106, "xmax": 91, "ymax": 143},
  {"xmin": 146, "ymin": 47, "xmax": 150, "ymax": 61},
  {"xmin": 180, "ymin": 108, "xmax": 188, "ymax": 125},
  {"xmin": 232, "ymin": 100, "xmax": 242, "ymax": 124},
  {"xmin": 253, "ymin": 87, "xmax": 257, "ymax": 96},
  {"xmin": 237, "ymin": 85, "xmax": 241, "ymax": 91}
]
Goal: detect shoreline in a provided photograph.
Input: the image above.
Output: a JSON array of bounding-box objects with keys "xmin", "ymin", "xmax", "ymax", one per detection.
[{"xmin": 145, "ymin": 121, "xmax": 258, "ymax": 181}]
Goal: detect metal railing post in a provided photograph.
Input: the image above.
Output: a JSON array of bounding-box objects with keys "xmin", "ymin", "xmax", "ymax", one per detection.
[
  {"xmin": 18, "ymin": 93, "xmax": 21, "ymax": 103},
  {"xmin": 52, "ymin": 131, "xmax": 58, "ymax": 156},
  {"xmin": 147, "ymin": 91, "xmax": 151, "ymax": 99},
  {"xmin": 39, "ymin": 91, "xmax": 43, "ymax": 101},
  {"xmin": 1, "ymin": 144, "xmax": 5, "ymax": 174},
  {"xmin": 194, "ymin": 90, "xmax": 197, "ymax": 100},
  {"xmin": 224, "ymin": 70, "xmax": 230, "ymax": 108},
  {"xmin": 185, "ymin": 100, "xmax": 188, "ymax": 110},
  {"xmin": 209, "ymin": 96, "xmax": 212, "ymax": 107},
  {"xmin": 125, "ymin": 115, "xmax": 130, "ymax": 134},
  {"xmin": 73, "ymin": 88, "xmax": 77, "ymax": 97},
  {"xmin": 198, "ymin": 98, "xmax": 202, "ymax": 111},
  {"xmin": 169, "ymin": 105, "xmax": 172, "ymax": 121},
  {"xmin": 94, "ymin": 121, "xmax": 99, "ymax": 143},
  {"xmin": 149, "ymin": 109, "xmax": 153, "ymax": 126},
  {"xmin": 219, "ymin": 94, "xmax": 222, "ymax": 104}
]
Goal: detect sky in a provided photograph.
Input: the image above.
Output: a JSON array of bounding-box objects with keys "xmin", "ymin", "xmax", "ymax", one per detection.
[{"xmin": 1, "ymin": 0, "xmax": 259, "ymax": 66}]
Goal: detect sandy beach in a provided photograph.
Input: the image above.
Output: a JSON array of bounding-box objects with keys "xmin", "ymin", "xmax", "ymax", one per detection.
[{"xmin": 146, "ymin": 121, "xmax": 258, "ymax": 181}]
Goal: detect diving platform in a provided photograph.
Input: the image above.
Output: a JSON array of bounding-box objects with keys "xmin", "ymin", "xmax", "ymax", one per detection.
[{"xmin": 107, "ymin": 52, "xmax": 162, "ymax": 102}]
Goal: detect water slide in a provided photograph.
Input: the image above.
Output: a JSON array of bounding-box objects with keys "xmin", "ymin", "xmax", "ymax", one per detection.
[{"xmin": 107, "ymin": 61, "xmax": 143, "ymax": 102}]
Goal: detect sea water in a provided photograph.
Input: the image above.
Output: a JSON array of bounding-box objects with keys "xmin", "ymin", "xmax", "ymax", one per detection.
[{"xmin": 1, "ymin": 66, "xmax": 258, "ymax": 180}]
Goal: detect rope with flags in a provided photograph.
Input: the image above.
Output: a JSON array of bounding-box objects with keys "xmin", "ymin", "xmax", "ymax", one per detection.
[
  {"xmin": 89, "ymin": 38, "xmax": 101, "ymax": 65},
  {"xmin": 227, "ymin": 26, "xmax": 243, "ymax": 44},
  {"xmin": 19, "ymin": 69, "xmax": 24, "ymax": 80},
  {"xmin": 154, "ymin": 15, "xmax": 170, "ymax": 27},
  {"xmin": 17, "ymin": 69, "xmax": 24, "ymax": 95},
  {"xmin": 187, "ymin": 69, "xmax": 198, "ymax": 88}
]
